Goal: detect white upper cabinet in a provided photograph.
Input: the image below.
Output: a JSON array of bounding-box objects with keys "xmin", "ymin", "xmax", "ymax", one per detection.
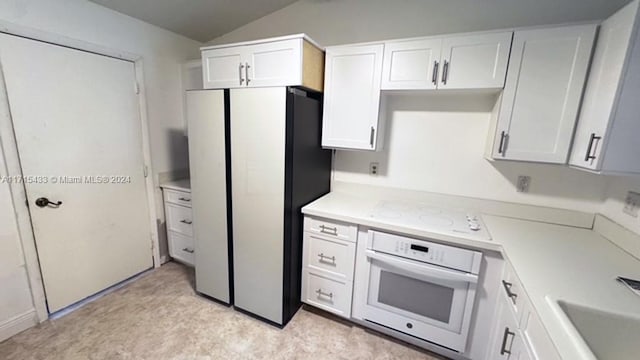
[
  {"xmin": 381, "ymin": 39, "xmax": 442, "ymax": 90},
  {"xmin": 439, "ymin": 32, "xmax": 513, "ymax": 90},
  {"xmin": 244, "ymin": 39, "xmax": 300, "ymax": 87},
  {"xmin": 322, "ymin": 44, "xmax": 384, "ymax": 150},
  {"xmin": 201, "ymin": 34, "xmax": 324, "ymax": 92},
  {"xmin": 380, "ymin": 32, "xmax": 512, "ymax": 91},
  {"xmin": 569, "ymin": 0, "xmax": 640, "ymax": 174},
  {"xmin": 490, "ymin": 25, "xmax": 597, "ymax": 163},
  {"xmin": 202, "ymin": 46, "xmax": 245, "ymax": 89}
]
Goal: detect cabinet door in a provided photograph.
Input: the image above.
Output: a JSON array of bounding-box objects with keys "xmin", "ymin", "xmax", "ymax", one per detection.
[
  {"xmin": 569, "ymin": 2, "xmax": 638, "ymax": 171},
  {"xmin": 245, "ymin": 39, "xmax": 302, "ymax": 87},
  {"xmin": 492, "ymin": 25, "xmax": 596, "ymax": 163},
  {"xmin": 440, "ymin": 32, "xmax": 512, "ymax": 90},
  {"xmin": 381, "ymin": 39, "xmax": 442, "ymax": 90},
  {"xmin": 187, "ymin": 90, "xmax": 230, "ymax": 303},
  {"xmin": 322, "ymin": 44, "xmax": 384, "ymax": 150},
  {"xmin": 202, "ymin": 47, "xmax": 246, "ymax": 89},
  {"xmin": 487, "ymin": 292, "xmax": 522, "ymax": 360},
  {"xmin": 230, "ymin": 87, "xmax": 287, "ymax": 324}
]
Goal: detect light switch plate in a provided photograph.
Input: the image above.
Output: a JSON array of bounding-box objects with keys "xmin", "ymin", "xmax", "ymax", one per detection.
[{"xmin": 623, "ymin": 191, "xmax": 640, "ymax": 217}]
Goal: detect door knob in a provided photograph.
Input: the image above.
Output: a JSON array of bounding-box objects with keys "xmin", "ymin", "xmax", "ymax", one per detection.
[{"xmin": 35, "ymin": 197, "xmax": 62, "ymax": 208}]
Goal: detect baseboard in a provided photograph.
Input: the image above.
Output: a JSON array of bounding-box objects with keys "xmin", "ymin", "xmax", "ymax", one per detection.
[{"xmin": 0, "ymin": 309, "xmax": 38, "ymax": 342}]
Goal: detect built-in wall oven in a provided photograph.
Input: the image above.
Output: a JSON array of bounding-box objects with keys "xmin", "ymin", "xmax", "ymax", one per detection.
[{"xmin": 354, "ymin": 230, "xmax": 482, "ymax": 353}]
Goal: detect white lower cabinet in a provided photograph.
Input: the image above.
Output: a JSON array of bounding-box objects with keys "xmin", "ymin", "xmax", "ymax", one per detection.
[
  {"xmin": 488, "ymin": 263, "xmax": 560, "ymax": 360},
  {"xmin": 301, "ymin": 216, "xmax": 357, "ymax": 318},
  {"xmin": 161, "ymin": 186, "xmax": 195, "ymax": 267},
  {"xmin": 302, "ymin": 270, "xmax": 353, "ymax": 318}
]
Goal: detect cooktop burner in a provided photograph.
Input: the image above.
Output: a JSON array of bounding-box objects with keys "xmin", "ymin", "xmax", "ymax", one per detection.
[{"xmin": 369, "ymin": 200, "xmax": 492, "ymax": 241}]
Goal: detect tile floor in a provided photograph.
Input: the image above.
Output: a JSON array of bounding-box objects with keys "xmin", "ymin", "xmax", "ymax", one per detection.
[{"xmin": 0, "ymin": 262, "xmax": 446, "ymax": 359}]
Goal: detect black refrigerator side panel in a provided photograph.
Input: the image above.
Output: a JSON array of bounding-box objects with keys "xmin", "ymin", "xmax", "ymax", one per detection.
[{"xmin": 282, "ymin": 89, "xmax": 332, "ymax": 325}]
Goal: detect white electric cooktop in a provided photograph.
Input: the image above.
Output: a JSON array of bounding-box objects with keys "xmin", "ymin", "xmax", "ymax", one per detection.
[{"xmin": 369, "ymin": 200, "xmax": 492, "ymax": 241}]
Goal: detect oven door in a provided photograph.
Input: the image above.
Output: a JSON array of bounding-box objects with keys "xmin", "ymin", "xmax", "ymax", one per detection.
[{"xmin": 363, "ymin": 249, "xmax": 478, "ymax": 352}]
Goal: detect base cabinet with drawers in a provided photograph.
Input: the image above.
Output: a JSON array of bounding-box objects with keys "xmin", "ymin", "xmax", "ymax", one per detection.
[
  {"xmin": 161, "ymin": 182, "xmax": 195, "ymax": 266},
  {"xmin": 301, "ymin": 216, "xmax": 358, "ymax": 318},
  {"xmin": 487, "ymin": 262, "xmax": 560, "ymax": 360}
]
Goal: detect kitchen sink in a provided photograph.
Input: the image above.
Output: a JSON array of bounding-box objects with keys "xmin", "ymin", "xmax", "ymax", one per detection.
[{"xmin": 547, "ymin": 297, "xmax": 640, "ymax": 360}]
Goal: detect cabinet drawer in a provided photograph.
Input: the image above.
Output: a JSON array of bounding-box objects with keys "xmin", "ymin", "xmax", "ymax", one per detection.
[
  {"xmin": 304, "ymin": 233, "xmax": 356, "ymax": 281},
  {"xmin": 164, "ymin": 189, "xmax": 192, "ymax": 207},
  {"xmin": 501, "ymin": 264, "xmax": 528, "ymax": 325},
  {"xmin": 302, "ymin": 270, "xmax": 352, "ymax": 318},
  {"xmin": 168, "ymin": 231, "xmax": 195, "ymax": 266},
  {"xmin": 304, "ymin": 216, "xmax": 357, "ymax": 243},
  {"xmin": 166, "ymin": 204, "xmax": 193, "ymax": 237}
]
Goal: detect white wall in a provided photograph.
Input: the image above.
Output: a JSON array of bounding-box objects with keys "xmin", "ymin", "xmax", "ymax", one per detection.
[
  {"xmin": 208, "ymin": 0, "xmax": 634, "ymax": 217},
  {"xmin": 0, "ymin": 147, "xmax": 36, "ymax": 340},
  {"xmin": 0, "ymin": 0, "xmax": 200, "ymax": 340},
  {"xmin": 333, "ymin": 94, "xmax": 610, "ymax": 212},
  {"xmin": 208, "ymin": 0, "xmax": 629, "ymax": 46},
  {"xmin": 601, "ymin": 177, "xmax": 640, "ymax": 234}
]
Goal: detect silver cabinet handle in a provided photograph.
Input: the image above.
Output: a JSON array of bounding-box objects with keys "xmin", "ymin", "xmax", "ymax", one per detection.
[
  {"xmin": 500, "ymin": 327, "xmax": 515, "ymax": 355},
  {"xmin": 239, "ymin": 63, "xmax": 245, "ymax": 85},
  {"xmin": 584, "ymin": 133, "xmax": 602, "ymax": 162},
  {"xmin": 432, "ymin": 61, "xmax": 439, "ymax": 85},
  {"xmin": 369, "ymin": 126, "xmax": 375, "ymax": 147},
  {"xmin": 502, "ymin": 280, "xmax": 518, "ymax": 304},
  {"xmin": 316, "ymin": 289, "xmax": 333, "ymax": 299},
  {"xmin": 180, "ymin": 219, "xmax": 192, "ymax": 225},
  {"xmin": 319, "ymin": 225, "xmax": 338, "ymax": 235},
  {"xmin": 245, "ymin": 62, "xmax": 250, "ymax": 85},
  {"xmin": 498, "ymin": 131, "xmax": 508, "ymax": 155},
  {"xmin": 178, "ymin": 197, "xmax": 191, "ymax": 202},
  {"xmin": 182, "ymin": 247, "xmax": 194, "ymax": 254},
  {"xmin": 317, "ymin": 253, "xmax": 336, "ymax": 265},
  {"xmin": 442, "ymin": 59, "xmax": 449, "ymax": 84}
]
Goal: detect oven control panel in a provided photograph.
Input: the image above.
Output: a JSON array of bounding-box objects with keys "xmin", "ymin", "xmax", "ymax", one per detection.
[
  {"xmin": 369, "ymin": 230, "xmax": 482, "ymax": 274},
  {"xmin": 394, "ymin": 241, "xmax": 446, "ymax": 264}
]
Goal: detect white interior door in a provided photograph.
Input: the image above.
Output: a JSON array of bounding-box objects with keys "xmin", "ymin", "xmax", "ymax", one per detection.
[{"xmin": 0, "ymin": 34, "xmax": 153, "ymax": 313}]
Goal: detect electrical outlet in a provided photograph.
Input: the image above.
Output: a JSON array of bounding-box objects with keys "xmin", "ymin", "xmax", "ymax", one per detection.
[
  {"xmin": 623, "ymin": 191, "xmax": 640, "ymax": 217},
  {"xmin": 516, "ymin": 175, "xmax": 531, "ymax": 193},
  {"xmin": 369, "ymin": 162, "xmax": 379, "ymax": 176}
]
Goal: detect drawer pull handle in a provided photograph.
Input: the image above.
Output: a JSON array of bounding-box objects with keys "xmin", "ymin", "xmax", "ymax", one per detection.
[
  {"xmin": 500, "ymin": 327, "xmax": 515, "ymax": 355},
  {"xmin": 316, "ymin": 289, "xmax": 333, "ymax": 300},
  {"xmin": 178, "ymin": 197, "xmax": 191, "ymax": 202},
  {"xmin": 319, "ymin": 225, "xmax": 338, "ymax": 235},
  {"xmin": 502, "ymin": 280, "xmax": 518, "ymax": 304},
  {"xmin": 317, "ymin": 253, "xmax": 336, "ymax": 265},
  {"xmin": 180, "ymin": 219, "xmax": 193, "ymax": 225},
  {"xmin": 182, "ymin": 247, "xmax": 194, "ymax": 254}
]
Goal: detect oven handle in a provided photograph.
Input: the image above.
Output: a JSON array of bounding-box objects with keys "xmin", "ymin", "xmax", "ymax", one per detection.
[{"xmin": 365, "ymin": 250, "xmax": 478, "ymax": 284}]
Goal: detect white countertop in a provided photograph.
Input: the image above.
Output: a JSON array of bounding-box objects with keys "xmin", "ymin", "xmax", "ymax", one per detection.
[
  {"xmin": 159, "ymin": 179, "xmax": 190, "ymax": 192},
  {"xmin": 302, "ymin": 190, "xmax": 640, "ymax": 360}
]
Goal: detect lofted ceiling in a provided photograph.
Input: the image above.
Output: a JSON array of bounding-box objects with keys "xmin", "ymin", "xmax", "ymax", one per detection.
[
  {"xmin": 88, "ymin": 0, "xmax": 298, "ymax": 42},
  {"xmin": 89, "ymin": 0, "xmax": 632, "ymax": 44}
]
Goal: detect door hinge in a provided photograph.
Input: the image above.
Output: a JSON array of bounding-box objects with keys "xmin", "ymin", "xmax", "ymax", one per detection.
[
  {"xmin": 135, "ymin": 82, "xmax": 140, "ymax": 94},
  {"xmin": 143, "ymin": 165, "xmax": 149, "ymax": 178}
]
